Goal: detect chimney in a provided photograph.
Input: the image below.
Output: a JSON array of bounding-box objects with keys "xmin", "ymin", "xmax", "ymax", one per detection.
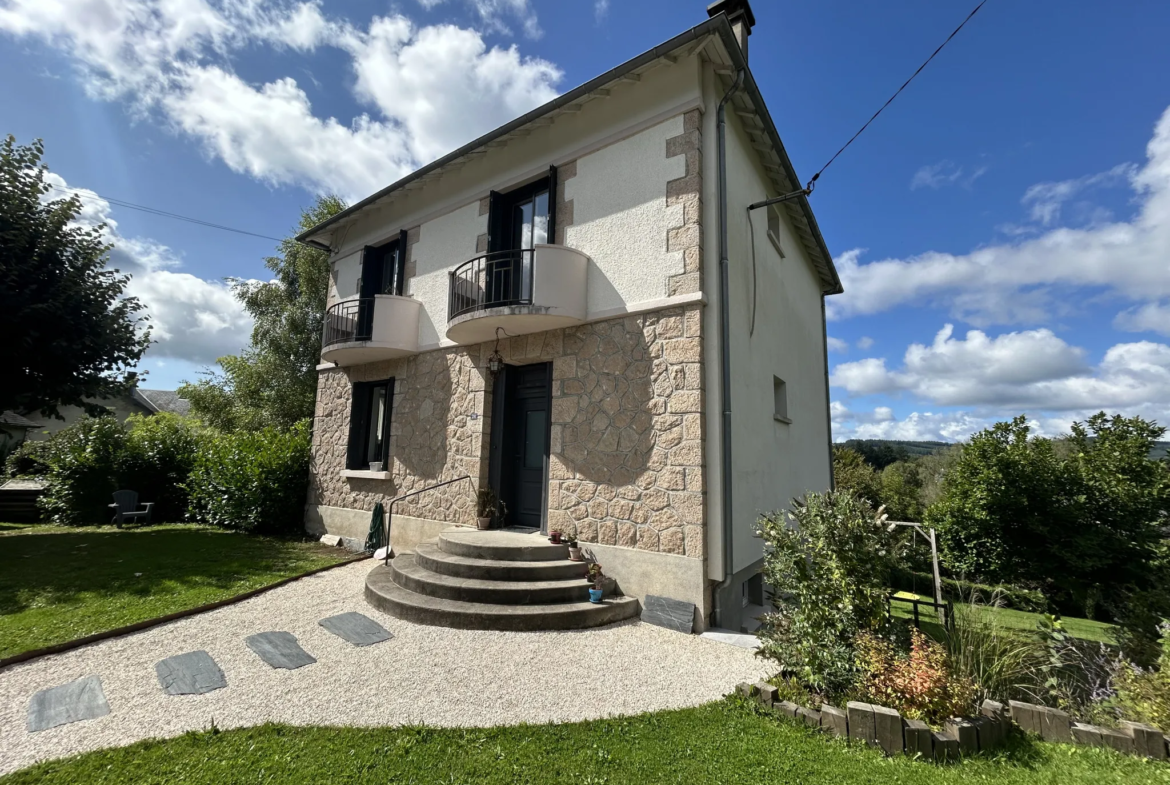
[{"xmin": 707, "ymin": 0, "xmax": 756, "ymax": 61}]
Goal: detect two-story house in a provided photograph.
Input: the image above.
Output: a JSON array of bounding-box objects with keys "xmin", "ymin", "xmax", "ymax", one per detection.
[{"xmin": 297, "ymin": 0, "xmax": 841, "ymax": 633}]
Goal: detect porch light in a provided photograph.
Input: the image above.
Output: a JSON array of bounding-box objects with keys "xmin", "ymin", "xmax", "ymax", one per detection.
[{"xmin": 487, "ymin": 328, "xmax": 505, "ymax": 378}]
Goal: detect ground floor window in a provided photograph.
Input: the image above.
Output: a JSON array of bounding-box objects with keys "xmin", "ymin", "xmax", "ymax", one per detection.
[{"xmin": 348, "ymin": 378, "xmax": 394, "ymax": 470}]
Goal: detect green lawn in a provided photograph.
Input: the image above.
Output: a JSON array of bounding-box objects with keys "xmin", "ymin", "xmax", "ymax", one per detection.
[
  {"xmin": 3, "ymin": 700, "xmax": 1165, "ymax": 785},
  {"xmin": 891, "ymin": 591, "xmax": 1117, "ymax": 644},
  {"xmin": 0, "ymin": 523, "xmax": 350, "ymax": 659}
]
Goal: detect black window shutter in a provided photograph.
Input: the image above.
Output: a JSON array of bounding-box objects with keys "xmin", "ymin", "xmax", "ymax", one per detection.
[
  {"xmin": 487, "ymin": 190, "xmax": 505, "ymax": 254},
  {"xmin": 546, "ymin": 164, "xmax": 558, "ymax": 246},
  {"xmin": 347, "ymin": 383, "xmax": 370, "ymax": 470},
  {"xmin": 395, "ymin": 230, "xmax": 409, "ymax": 295},
  {"xmin": 359, "ymin": 246, "xmax": 383, "ymax": 299},
  {"xmin": 380, "ymin": 377, "xmax": 396, "ymax": 460}
]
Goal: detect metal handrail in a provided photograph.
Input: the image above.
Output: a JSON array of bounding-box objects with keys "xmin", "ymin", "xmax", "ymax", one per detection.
[
  {"xmin": 323, "ymin": 298, "xmax": 373, "ymax": 347},
  {"xmin": 448, "ymin": 249, "xmax": 534, "ymax": 322},
  {"xmin": 383, "ymin": 475, "xmax": 473, "ymax": 564}
]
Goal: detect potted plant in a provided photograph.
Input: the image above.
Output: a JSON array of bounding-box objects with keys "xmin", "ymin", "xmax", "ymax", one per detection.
[
  {"xmin": 549, "ymin": 530, "xmax": 563, "ymax": 544},
  {"xmin": 587, "ymin": 563, "xmax": 605, "ymax": 603},
  {"xmin": 565, "ymin": 534, "xmax": 581, "ymax": 561},
  {"xmin": 476, "ymin": 487, "xmax": 500, "ymax": 530}
]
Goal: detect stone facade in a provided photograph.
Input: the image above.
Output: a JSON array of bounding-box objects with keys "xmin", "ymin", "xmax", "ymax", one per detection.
[
  {"xmin": 308, "ymin": 304, "xmax": 706, "ymax": 558},
  {"xmin": 666, "ymin": 108, "xmax": 703, "ymax": 296}
]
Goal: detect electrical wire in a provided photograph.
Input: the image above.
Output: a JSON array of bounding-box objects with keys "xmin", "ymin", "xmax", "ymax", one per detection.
[
  {"xmin": 805, "ymin": 0, "xmax": 989, "ymax": 191},
  {"xmin": 47, "ymin": 184, "xmax": 283, "ymax": 242}
]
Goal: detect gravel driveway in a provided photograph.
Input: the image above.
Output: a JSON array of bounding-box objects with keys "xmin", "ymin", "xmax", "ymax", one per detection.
[{"xmin": 0, "ymin": 560, "xmax": 768, "ymax": 776}]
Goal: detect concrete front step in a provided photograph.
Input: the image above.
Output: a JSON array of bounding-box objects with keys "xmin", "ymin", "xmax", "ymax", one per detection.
[
  {"xmin": 415, "ymin": 542, "xmax": 588, "ymax": 582},
  {"xmin": 365, "ymin": 564, "xmax": 638, "ymax": 631},
  {"xmin": 437, "ymin": 529, "xmax": 568, "ymax": 562},
  {"xmin": 391, "ymin": 554, "xmax": 591, "ymax": 604}
]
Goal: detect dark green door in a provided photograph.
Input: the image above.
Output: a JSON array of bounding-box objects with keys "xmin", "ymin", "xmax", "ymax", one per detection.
[{"xmin": 499, "ymin": 363, "xmax": 551, "ymax": 529}]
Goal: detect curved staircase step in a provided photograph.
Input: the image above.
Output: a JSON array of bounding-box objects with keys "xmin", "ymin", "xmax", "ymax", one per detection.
[
  {"xmin": 438, "ymin": 529, "xmax": 569, "ymax": 562},
  {"xmin": 415, "ymin": 543, "xmax": 588, "ymax": 582},
  {"xmin": 366, "ymin": 564, "xmax": 638, "ymax": 631},
  {"xmin": 390, "ymin": 554, "xmax": 591, "ymax": 604}
]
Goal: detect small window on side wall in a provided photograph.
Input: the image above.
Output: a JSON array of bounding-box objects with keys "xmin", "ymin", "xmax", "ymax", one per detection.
[
  {"xmin": 767, "ymin": 204, "xmax": 786, "ymax": 258},
  {"xmin": 348, "ymin": 378, "xmax": 395, "ymax": 470},
  {"xmin": 773, "ymin": 375, "xmax": 790, "ymax": 424}
]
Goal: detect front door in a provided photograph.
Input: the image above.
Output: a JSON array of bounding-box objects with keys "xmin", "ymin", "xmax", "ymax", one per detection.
[{"xmin": 495, "ymin": 363, "xmax": 551, "ymax": 530}]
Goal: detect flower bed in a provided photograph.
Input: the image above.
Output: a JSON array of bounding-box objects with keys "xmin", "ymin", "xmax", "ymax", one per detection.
[{"xmin": 737, "ymin": 681, "xmax": 1169, "ymax": 763}]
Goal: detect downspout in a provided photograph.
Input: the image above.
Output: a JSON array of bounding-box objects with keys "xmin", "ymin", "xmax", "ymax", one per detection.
[
  {"xmin": 712, "ymin": 68, "xmax": 744, "ymax": 629},
  {"xmin": 821, "ymin": 293, "xmax": 835, "ymax": 490}
]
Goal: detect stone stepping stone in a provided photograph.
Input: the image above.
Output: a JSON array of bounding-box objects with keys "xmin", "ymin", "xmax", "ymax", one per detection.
[
  {"xmin": 155, "ymin": 650, "xmax": 227, "ymax": 695},
  {"xmin": 641, "ymin": 595, "xmax": 695, "ymax": 634},
  {"xmin": 27, "ymin": 675, "xmax": 110, "ymax": 732},
  {"xmin": 245, "ymin": 631, "xmax": 316, "ymax": 670},
  {"xmin": 318, "ymin": 612, "xmax": 393, "ymax": 646}
]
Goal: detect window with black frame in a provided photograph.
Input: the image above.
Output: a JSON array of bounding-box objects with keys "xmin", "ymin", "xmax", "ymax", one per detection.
[{"xmin": 347, "ymin": 378, "xmax": 395, "ymax": 470}]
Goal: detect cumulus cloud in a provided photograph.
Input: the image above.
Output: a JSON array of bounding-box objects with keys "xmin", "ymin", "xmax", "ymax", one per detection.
[
  {"xmin": 826, "ymin": 336, "xmax": 848, "ymax": 353},
  {"xmin": 831, "ymin": 106, "xmax": 1170, "ymax": 329},
  {"xmin": 415, "ymin": 0, "xmax": 541, "ymax": 39},
  {"xmin": 0, "ymin": 0, "xmax": 562, "ymax": 200},
  {"xmin": 45, "ymin": 173, "xmax": 252, "ymax": 365},
  {"xmin": 1115, "ymin": 301, "xmax": 1170, "ymax": 336},
  {"xmin": 831, "ymin": 323, "xmax": 1170, "ymax": 416}
]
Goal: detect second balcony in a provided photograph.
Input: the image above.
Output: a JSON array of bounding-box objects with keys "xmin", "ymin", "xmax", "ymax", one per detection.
[
  {"xmin": 322, "ymin": 294, "xmax": 421, "ymax": 366},
  {"xmin": 446, "ymin": 245, "xmax": 589, "ymax": 344}
]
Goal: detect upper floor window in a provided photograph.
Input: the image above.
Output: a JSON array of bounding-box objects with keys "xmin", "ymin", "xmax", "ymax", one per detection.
[
  {"xmin": 767, "ymin": 204, "xmax": 786, "ymax": 259},
  {"xmin": 361, "ymin": 232, "xmax": 408, "ymax": 298}
]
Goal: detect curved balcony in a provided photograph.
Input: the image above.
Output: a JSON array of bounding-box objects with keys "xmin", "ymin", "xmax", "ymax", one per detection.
[
  {"xmin": 321, "ymin": 294, "xmax": 421, "ymax": 367},
  {"xmin": 446, "ymin": 244, "xmax": 589, "ymax": 344}
]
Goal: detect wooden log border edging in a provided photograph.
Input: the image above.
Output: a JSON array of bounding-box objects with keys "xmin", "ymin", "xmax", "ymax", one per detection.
[
  {"xmin": 0, "ymin": 554, "xmax": 369, "ymax": 670},
  {"xmin": 737, "ymin": 682, "xmax": 1170, "ymax": 763}
]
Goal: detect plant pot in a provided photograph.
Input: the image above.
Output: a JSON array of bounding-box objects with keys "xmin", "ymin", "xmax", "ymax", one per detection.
[
  {"xmin": 588, "ymin": 588, "xmax": 603, "ymax": 603},
  {"xmin": 368, "ymin": 461, "xmax": 383, "ymax": 472},
  {"xmin": 568, "ymin": 546, "xmax": 582, "ymax": 561},
  {"xmin": 477, "ymin": 516, "xmax": 491, "ymax": 530},
  {"xmin": 549, "ymin": 531, "xmax": 562, "ymax": 544}
]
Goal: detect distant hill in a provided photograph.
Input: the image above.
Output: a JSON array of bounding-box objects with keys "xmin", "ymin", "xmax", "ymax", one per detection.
[{"xmin": 839, "ymin": 438, "xmax": 1170, "ymax": 468}]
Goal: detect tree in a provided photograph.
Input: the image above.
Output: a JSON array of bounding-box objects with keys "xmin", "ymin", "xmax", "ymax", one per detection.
[
  {"xmin": 880, "ymin": 460, "xmax": 925, "ymax": 522},
  {"xmin": 179, "ymin": 196, "xmax": 345, "ymax": 431},
  {"xmin": 1, "ymin": 136, "xmax": 149, "ymax": 417},
  {"xmin": 832, "ymin": 447, "xmax": 882, "ymax": 510}
]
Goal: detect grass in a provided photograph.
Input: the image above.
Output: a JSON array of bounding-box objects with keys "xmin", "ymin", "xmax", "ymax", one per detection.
[
  {"xmin": 890, "ymin": 591, "xmax": 1117, "ymax": 644},
  {"xmin": 0, "ymin": 523, "xmax": 350, "ymax": 659},
  {"xmin": 3, "ymin": 700, "xmax": 1165, "ymax": 784}
]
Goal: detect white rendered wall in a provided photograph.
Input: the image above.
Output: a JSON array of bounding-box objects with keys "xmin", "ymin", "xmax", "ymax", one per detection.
[
  {"xmin": 565, "ymin": 116, "xmax": 686, "ymax": 314},
  {"xmin": 722, "ymin": 102, "xmax": 834, "ymax": 576},
  {"xmin": 323, "ymin": 57, "xmax": 703, "ymax": 350}
]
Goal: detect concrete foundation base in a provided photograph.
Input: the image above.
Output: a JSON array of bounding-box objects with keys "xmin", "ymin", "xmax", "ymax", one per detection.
[{"xmin": 305, "ymin": 505, "xmax": 466, "ymax": 555}]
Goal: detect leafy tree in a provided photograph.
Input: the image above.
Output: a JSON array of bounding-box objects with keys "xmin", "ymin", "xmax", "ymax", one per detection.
[
  {"xmin": 879, "ymin": 460, "xmax": 925, "ymax": 522},
  {"xmin": 832, "ymin": 447, "xmax": 882, "ymax": 509},
  {"xmin": 926, "ymin": 416, "xmax": 1069, "ymax": 587},
  {"xmin": 1, "ymin": 136, "xmax": 149, "ymax": 417},
  {"xmin": 757, "ymin": 490, "xmax": 895, "ymax": 695},
  {"xmin": 179, "ymin": 196, "xmax": 345, "ymax": 431},
  {"xmin": 842, "ymin": 439, "xmax": 911, "ymax": 470}
]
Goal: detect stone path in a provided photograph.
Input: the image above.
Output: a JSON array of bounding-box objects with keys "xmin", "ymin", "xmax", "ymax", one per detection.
[
  {"xmin": 0, "ymin": 561, "xmax": 767, "ymax": 776},
  {"xmin": 245, "ymin": 632, "xmax": 318, "ymax": 670}
]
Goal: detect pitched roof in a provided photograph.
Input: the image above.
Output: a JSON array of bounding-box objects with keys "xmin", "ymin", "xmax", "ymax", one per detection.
[
  {"xmin": 296, "ymin": 13, "xmax": 841, "ymax": 295},
  {"xmin": 0, "ymin": 411, "xmax": 41, "ymax": 428},
  {"xmin": 134, "ymin": 389, "xmax": 192, "ymax": 416}
]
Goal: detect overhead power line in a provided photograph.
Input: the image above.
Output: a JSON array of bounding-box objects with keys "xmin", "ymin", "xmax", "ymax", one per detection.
[
  {"xmin": 805, "ymin": 0, "xmax": 989, "ymax": 191},
  {"xmin": 48, "ymin": 184, "xmax": 283, "ymax": 242}
]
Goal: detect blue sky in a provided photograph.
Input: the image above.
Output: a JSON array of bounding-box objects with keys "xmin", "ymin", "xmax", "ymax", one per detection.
[{"xmin": 2, "ymin": 0, "xmax": 1168, "ymax": 441}]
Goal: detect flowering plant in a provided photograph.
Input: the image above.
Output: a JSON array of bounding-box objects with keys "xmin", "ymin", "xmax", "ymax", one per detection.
[{"xmin": 855, "ymin": 628, "xmax": 977, "ymax": 723}]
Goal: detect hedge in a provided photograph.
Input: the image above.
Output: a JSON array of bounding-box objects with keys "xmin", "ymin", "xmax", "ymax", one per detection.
[{"xmin": 889, "ymin": 566, "xmax": 1048, "ymax": 613}]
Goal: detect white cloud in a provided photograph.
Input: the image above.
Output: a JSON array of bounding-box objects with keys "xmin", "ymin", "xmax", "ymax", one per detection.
[
  {"xmin": 416, "ymin": 0, "xmax": 541, "ymax": 39},
  {"xmin": 832, "ymin": 403, "xmax": 988, "ymax": 442},
  {"xmin": 831, "ymin": 324, "xmax": 1170, "ymax": 416},
  {"xmin": 1021, "ymin": 163, "xmax": 1134, "ymax": 226},
  {"xmin": 594, "ymin": 0, "xmax": 610, "ymax": 23},
  {"xmin": 826, "ymin": 336, "xmax": 848, "ymax": 352},
  {"xmin": 0, "ymin": 1, "xmax": 562, "ymax": 200},
  {"xmin": 831, "ymin": 106, "xmax": 1170, "ymax": 328},
  {"xmin": 1115, "ymin": 301, "xmax": 1170, "ymax": 336},
  {"xmin": 857, "ymin": 336, "xmax": 874, "ymax": 350},
  {"xmin": 910, "ymin": 160, "xmax": 986, "ymax": 191},
  {"xmin": 45, "ymin": 173, "xmax": 252, "ymax": 365}
]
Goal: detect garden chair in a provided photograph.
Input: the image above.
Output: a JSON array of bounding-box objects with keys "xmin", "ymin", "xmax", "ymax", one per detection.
[{"xmin": 109, "ymin": 490, "xmax": 153, "ymax": 528}]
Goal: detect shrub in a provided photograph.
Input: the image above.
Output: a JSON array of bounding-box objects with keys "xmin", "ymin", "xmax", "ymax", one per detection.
[
  {"xmin": 888, "ymin": 566, "xmax": 1048, "ymax": 613},
  {"xmin": 757, "ymin": 490, "xmax": 894, "ymax": 695},
  {"xmin": 1114, "ymin": 624, "xmax": 1170, "ymax": 728},
  {"xmin": 118, "ymin": 413, "xmax": 204, "ymax": 521},
  {"xmin": 186, "ymin": 420, "xmax": 310, "ymax": 535},
  {"xmin": 856, "ymin": 628, "xmax": 977, "ymax": 724},
  {"xmin": 830, "ymin": 448, "xmax": 882, "ymax": 510},
  {"xmin": 5, "ymin": 437, "xmax": 51, "ymax": 478},
  {"xmin": 944, "ymin": 592, "xmax": 1047, "ymax": 706},
  {"xmin": 36, "ymin": 416, "xmax": 126, "ymax": 524}
]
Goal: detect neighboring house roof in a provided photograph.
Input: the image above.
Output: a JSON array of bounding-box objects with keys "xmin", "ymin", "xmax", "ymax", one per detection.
[
  {"xmin": 296, "ymin": 12, "xmax": 842, "ymax": 295},
  {"xmin": 0, "ymin": 411, "xmax": 41, "ymax": 429},
  {"xmin": 133, "ymin": 389, "xmax": 192, "ymax": 416}
]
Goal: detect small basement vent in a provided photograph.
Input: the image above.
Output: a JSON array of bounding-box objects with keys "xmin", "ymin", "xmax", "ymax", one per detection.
[{"xmin": 773, "ymin": 375, "xmax": 789, "ymax": 423}]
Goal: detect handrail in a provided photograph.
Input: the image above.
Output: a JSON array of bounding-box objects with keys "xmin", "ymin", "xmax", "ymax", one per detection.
[
  {"xmin": 323, "ymin": 298, "xmax": 373, "ymax": 347},
  {"xmin": 448, "ymin": 248, "xmax": 535, "ymax": 322},
  {"xmin": 383, "ymin": 475, "xmax": 473, "ymax": 564}
]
